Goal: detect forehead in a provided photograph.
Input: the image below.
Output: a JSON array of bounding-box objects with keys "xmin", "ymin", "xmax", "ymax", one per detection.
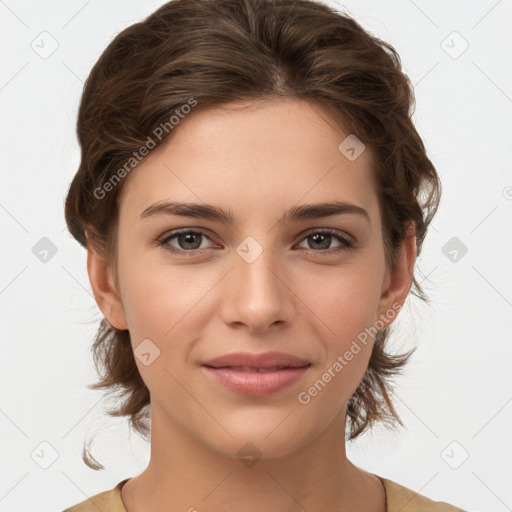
[{"xmin": 118, "ymin": 98, "xmax": 378, "ymax": 221}]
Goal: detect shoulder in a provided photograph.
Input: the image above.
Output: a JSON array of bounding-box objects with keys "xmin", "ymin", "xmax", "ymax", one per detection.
[
  {"xmin": 61, "ymin": 476, "xmax": 467, "ymax": 512},
  {"xmin": 62, "ymin": 479, "xmax": 128, "ymax": 512},
  {"xmin": 381, "ymin": 477, "xmax": 466, "ymax": 511}
]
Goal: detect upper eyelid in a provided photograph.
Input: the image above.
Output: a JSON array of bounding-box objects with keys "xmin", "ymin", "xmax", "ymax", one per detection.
[
  {"xmin": 160, "ymin": 227, "xmax": 354, "ymax": 247},
  {"xmin": 160, "ymin": 227, "xmax": 217, "ymax": 243}
]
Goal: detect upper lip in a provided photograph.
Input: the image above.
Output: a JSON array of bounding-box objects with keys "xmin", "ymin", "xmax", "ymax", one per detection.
[{"xmin": 202, "ymin": 351, "xmax": 311, "ymax": 369}]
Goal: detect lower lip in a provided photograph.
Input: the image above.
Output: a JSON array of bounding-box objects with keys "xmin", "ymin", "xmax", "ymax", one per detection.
[{"xmin": 201, "ymin": 365, "xmax": 310, "ymax": 396}]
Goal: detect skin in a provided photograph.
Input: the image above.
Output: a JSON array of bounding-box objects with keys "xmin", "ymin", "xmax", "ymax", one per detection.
[{"xmin": 87, "ymin": 98, "xmax": 416, "ymax": 512}]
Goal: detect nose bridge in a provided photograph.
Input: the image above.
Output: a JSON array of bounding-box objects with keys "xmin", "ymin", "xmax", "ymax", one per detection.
[{"xmin": 225, "ymin": 234, "xmax": 293, "ymax": 330}]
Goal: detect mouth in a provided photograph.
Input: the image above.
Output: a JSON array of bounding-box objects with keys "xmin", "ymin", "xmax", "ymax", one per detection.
[
  {"xmin": 203, "ymin": 365, "xmax": 310, "ymax": 372},
  {"xmin": 201, "ymin": 350, "xmax": 311, "ymax": 369},
  {"xmin": 201, "ymin": 364, "xmax": 311, "ymax": 396}
]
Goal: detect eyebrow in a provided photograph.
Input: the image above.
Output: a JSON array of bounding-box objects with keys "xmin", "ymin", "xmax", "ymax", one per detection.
[{"xmin": 140, "ymin": 200, "xmax": 370, "ymax": 225}]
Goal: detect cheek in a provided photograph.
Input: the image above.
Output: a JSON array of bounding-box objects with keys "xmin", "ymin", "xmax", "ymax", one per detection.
[
  {"xmin": 116, "ymin": 232, "xmax": 197, "ymax": 326},
  {"xmin": 116, "ymin": 262, "xmax": 209, "ymax": 394},
  {"xmin": 119, "ymin": 267, "xmax": 209, "ymax": 341},
  {"xmin": 294, "ymin": 271, "xmax": 382, "ymax": 419},
  {"xmin": 296, "ymin": 256, "xmax": 385, "ymax": 388},
  {"xmin": 302, "ymin": 257, "xmax": 385, "ymax": 339}
]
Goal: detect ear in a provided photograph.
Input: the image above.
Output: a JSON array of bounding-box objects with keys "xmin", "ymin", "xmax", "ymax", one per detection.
[
  {"xmin": 87, "ymin": 244, "xmax": 128, "ymax": 331},
  {"xmin": 376, "ymin": 223, "xmax": 417, "ymax": 327}
]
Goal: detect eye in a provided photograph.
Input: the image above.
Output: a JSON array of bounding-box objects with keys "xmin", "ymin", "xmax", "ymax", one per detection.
[
  {"xmin": 157, "ymin": 228, "xmax": 354, "ymax": 257},
  {"xmin": 158, "ymin": 229, "xmax": 215, "ymax": 255},
  {"xmin": 296, "ymin": 229, "xmax": 354, "ymax": 254}
]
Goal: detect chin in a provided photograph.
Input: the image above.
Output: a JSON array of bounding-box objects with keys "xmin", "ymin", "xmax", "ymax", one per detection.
[{"xmin": 202, "ymin": 417, "xmax": 315, "ymax": 464}]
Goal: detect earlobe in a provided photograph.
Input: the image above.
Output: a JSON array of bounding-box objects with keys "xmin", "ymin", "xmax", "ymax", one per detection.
[
  {"xmin": 86, "ymin": 246, "xmax": 128, "ymax": 330},
  {"xmin": 377, "ymin": 223, "xmax": 417, "ymax": 327}
]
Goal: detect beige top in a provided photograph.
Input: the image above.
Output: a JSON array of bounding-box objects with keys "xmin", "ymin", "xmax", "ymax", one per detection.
[{"xmin": 63, "ymin": 475, "xmax": 466, "ymax": 511}]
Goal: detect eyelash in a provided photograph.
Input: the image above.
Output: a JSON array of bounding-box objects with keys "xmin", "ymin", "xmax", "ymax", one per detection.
[{"xmin": 157, "ymin": 228, "xmax": 355, "ymax": 257}]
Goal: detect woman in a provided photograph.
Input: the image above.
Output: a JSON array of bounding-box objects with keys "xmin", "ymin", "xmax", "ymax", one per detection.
[{"xmin": 62, "ymin": 0, "xmax": 465, "ymax": 510}]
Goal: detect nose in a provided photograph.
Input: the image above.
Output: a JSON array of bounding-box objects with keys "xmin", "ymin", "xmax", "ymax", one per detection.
[{"xmin": 220, "ymin": 242, "xmax": 296, "ymax": 333}]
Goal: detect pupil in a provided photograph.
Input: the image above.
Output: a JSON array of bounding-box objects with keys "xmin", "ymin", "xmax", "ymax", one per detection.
[
  {"xmin": 311, "ymin": 233, "xmax": 329, "ymax": 249},
  {"xmin": 180, "ymin": 233, "xmax": 200, "ymax": 249}
]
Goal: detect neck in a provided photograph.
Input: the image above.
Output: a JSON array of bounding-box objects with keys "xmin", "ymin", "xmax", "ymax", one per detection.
[{"xmin": 121, "ymin": 405, "xmax": 386, "ymax": 512}]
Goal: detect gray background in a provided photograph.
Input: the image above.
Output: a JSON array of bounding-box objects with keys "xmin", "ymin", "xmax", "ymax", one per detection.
[{"xmin": 0, "ymin": 0, "xmax": 511, "ymax": 510}]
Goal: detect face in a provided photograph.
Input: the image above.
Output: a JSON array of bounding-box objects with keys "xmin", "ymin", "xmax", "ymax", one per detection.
[{"xmin": 88, "ymin": 98, "xmax": 414, "ymax": 462}]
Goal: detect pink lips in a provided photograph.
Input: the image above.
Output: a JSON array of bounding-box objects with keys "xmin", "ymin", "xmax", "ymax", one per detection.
[{"xmin": 201, "ymin": 351, "xmax": 311, "ymax": 396}]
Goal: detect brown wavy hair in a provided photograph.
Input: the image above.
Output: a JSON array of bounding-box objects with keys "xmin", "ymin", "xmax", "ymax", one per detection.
[{"xmin": 64, "ymin": 0, "xmax": 440, "ymax": 469}]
